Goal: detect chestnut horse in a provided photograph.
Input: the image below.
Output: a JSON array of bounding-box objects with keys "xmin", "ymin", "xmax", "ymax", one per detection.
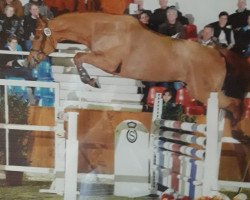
[{"xmin": 29, "ymin": 12, "xmax": 249, "ymax": 122}]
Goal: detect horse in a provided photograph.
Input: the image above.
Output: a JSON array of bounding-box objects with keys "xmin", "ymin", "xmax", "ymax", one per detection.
[{"xmin": 28, "ymin": 12, "xmax": 250, "ymax": 124}]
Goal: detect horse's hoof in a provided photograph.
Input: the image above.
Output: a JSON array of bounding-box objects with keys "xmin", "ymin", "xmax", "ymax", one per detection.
[{"xmin": 88, "ymin": 78, "xmax": 100, "ymax": 88}]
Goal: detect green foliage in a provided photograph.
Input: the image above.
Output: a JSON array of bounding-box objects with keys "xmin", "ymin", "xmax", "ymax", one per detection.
[{"xmin": 0, "ymin": 95, "xmax": 30, "ymax": 166}]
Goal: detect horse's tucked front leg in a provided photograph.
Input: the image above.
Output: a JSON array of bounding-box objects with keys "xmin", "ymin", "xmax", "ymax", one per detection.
[
  {"xmin": 73, "ymin": 52, "xmax": 100, "ymax": 88},
  {"xmin": 73, "ymin": 48, "xmax": 123, "ymax": 88}
]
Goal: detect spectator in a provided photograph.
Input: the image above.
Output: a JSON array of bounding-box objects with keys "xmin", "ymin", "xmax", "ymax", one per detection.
[
  {"xmin": 210, "ymin": 11, "xmax": 235, "ymax": 50},
  {"xmin": 138, "ymin": 10, "xmax": 154, "ymax": 30},
  {"xmin": 3, "ymin": 34, "xmax": 21, "ymax": 50},
  {"xmin": 24, "ymin": 0, "xmax": 53, "ymax": 19},
  {"xmin": 0, "ymin": 0, "xmax": 23, "ymax": 17},
  {"xmin": 150, "ymin": 0, "xmax": 188, "ymax": 32},
  {"xmin": 0, "ymin": 5, "xmax": 24, "ymax": 48},
  {"xmin": 43, "ymin": 0, "xmax": 89, "ymax": 16},
  {"xmin": 158, "ymin": 6, "xmax": 186, "ymax": 39},
  {"xmin": 184, "ymin": 15, "xmax": 198, "ymax": 40},
  {"xmin": 0, "ymin": 35, "xmax": 34, "ymax": 80},
  {"xmin": 229, "ymin": 0, "xmax": 250, "ymax": 31},
  {"xmin": 124, "ymin": 0, "xmax": 147, "ymax": 17},
  {"xmin": 229, "ymin": 0, "xmax": 250, "ymax": 53},
  {"xmin": 23, "ymin": 3, "xmax": 41, "ymax": 51},
  {"xmin": 198, "ymin": 25, "xmax": 218, "ymax": 47},
  {"xmin": 161, "ymin": 89, "xmax": 183, "ymax": 120},
  {"xmin": 237, "ymin": 14, "xmax": 250, "ymax": 57}
]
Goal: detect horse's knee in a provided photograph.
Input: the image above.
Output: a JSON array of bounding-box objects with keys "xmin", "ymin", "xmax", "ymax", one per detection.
[{"xmin": 73, "ymin": 52, "xmax": 86, "ymax": 66}]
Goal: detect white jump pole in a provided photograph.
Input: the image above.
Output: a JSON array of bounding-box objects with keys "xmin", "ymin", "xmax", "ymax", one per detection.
[
  {"xmin": 64, "ymin": 112, "xmax": 79, "ymax": 200},
  {"xmin": 203, "ymin": 92, "xmax": 220, "ymax": 196}
]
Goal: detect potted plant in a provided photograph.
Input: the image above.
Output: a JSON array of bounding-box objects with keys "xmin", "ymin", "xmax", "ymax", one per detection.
[{"xmin": 0, "ymin": 94, "xmax": 31, "ymax": 186}]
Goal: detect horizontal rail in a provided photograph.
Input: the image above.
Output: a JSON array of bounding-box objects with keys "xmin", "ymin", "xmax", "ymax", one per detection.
[
  {"xmin": 0, "ymin": 124, "xmax": 55, "ymax": 132},
  {"xmin": 56, "ymin": 43, "xmax": 87, "ymax": 50},
  {"xmin": 0, "ymin": 79, "xmax": 59, "ymax": 88},
  {"xmin": 219, "ymin": 180, "xmax": 250, "ymax": 189},
  {"xmin": 0, "ymin": 165, "xmax": 54, "ymax": 173},
  {"xmin": 0, "ymin": 50, "xmax": 77, "ymax": 58}
]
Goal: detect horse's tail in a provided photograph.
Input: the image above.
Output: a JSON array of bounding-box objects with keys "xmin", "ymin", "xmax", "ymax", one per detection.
[{"xmin": 216, "ymin": 48, "xmax": 250, "ymax": 100}]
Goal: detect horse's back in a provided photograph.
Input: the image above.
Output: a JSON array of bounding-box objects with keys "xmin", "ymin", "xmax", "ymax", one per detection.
[{"xmin": 55, "ymin": 12, "xmax": 139, "ymax": 25}]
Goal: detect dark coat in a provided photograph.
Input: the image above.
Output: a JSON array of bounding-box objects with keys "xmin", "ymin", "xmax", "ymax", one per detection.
[
  {"xmin": 0, "ymin": 46, "xmax": 22, "ymax": 67},
  {"xmin": 158, "ymin": 21, "xmax": 186, "ymax": 39},
  {"xmin": 229, "ymin": 9, "xmax": 250, "ymax": 30},
  {"xmin": 0, "ymin": 14, "xmax": 24, "ymax": 43},
  {"xmin": 209, "ymin": 21, "xmax": 233, "ymax": 45},
  {"xmin": 237, "ymin": 26, "xmax": 250, "ymax": 52},
  {"xmin": 23, "ymin": 15, "xmax": 38, "ymax": 40},
  {"xmin": 150, "ymin": 7, "xmax": 189, "ymax": 31}
]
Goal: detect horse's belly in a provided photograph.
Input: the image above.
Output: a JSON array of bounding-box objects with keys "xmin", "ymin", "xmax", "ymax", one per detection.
[{"xmin": 120, "ymin": 57, "xmax": 183, "ymax": 82}]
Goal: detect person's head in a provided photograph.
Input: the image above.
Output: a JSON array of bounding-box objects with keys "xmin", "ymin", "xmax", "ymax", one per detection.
[
  {"xmin": 159, "ymin": 0, "xmax": 168, "ymax": 9},
  {"xmin": 29, "ymin": 0, "xmax": 43, "ymax": 6},
  {"xmin": 7, "ymin": 35, "xmax": 18, "ymax": 50},
  {"xmin": 29, "ymin": 3, "xmax": 39, "ymax": 18},
  {"xmin": 218, "ymin": 11, "xmax": 229, "ymax": 27},
  {"xmin": 4, "ymin": 5, "xmax": 15, "ymax": 17},
  {"xmin": 29, "ymin": 0, "xmax": 42, "ymax": 3},
  {"xmin": 237, "ymin": 0, "xmax": 247, "ymax": 12},
  {"xmin": 134, "ymin": 0, "xmax": 144, "ymax": 9},
  {"xmin": 162, "ymin": 89, "xmax": 173, "ymax": 102},
  {"xmin": 139, "ymin": 12, "xmax": 150, "ymax": 24},
  {"xmin": 166, "ymin": 7, "xmax": 178, "ymax": 24},
  {"xmin": 202, "ymin": 25, "xmax": 214, "ymax": 41},
  {"xmin": 5, "ymin": 0, "xmax": 13, "ymax": 5}
]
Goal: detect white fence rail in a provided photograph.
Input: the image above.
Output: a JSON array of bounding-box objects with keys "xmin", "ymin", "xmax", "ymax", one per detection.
[{"xmin": 0, "ymin": 79, "xmax": 60, "ymax": 172}]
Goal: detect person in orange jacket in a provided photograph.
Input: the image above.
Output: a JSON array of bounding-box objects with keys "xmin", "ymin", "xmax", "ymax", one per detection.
[
  {"xmin": 43, "ymin": 0, "xmax": 131, "ymax": 15},
  {"xmin": 43, "ymin": 0, "xmax": 86, "ymax": 15},
  {"xmin": 0, "ymin": 0, "xmax": 23, "ymax": 17}
]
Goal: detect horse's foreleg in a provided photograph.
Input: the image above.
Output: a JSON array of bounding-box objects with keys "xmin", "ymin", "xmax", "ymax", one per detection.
[
  {"xmin": 73, "ymin": 50, "xmax": 122, "ymax": 87},
  {"xmin": 73, "ymin": 52, "xmax": 100, "ymax": 88}
]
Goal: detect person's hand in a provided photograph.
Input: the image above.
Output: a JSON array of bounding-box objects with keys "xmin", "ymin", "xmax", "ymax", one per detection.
[
  {"xmin": 17, "ymin": 59, "xmax": 25, "ymax": 66},
  {"xmin": 234, "ymin": 27, "xmax": 241, "ymax": 32},
  {"xmin": 30, "ymin": 33, "xmax": 35, "ymax": 40},
  {"xmin": 6, "ymin": 61, "xmax": 13, "ymax": 66}
]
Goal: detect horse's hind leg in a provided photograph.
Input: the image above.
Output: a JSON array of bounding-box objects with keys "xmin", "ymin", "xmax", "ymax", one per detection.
[
  {"xmin": 218, "ymin": 92, "xmax": 242, "ymax": 125},
  {"xmin": 185, "ymin": 79, "xmax": 242, "ymax": 125}
]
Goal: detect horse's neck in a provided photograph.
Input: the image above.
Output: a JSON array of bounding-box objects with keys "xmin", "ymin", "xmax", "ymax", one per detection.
[{"xmin": 51, "ymin": 15, "xmax": 91, "ymax": 46}]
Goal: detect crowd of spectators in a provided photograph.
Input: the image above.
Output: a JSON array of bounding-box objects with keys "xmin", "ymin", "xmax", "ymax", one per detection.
[
  {"xmin": 0, "ymin": 0, "xmax": 49, "ymax": 81},
  {"xmin": 127, "ymin": 0, "xmax": 250, "ymax": 56},
  {"xmin": 0, "ymin": 0, "xmax": 53, "ymax": 51}
]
